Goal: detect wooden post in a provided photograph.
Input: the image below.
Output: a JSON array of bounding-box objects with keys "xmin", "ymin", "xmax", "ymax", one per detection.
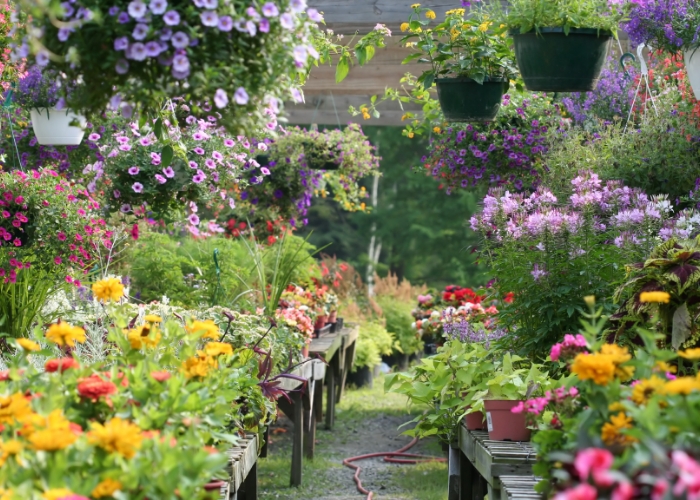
[
  {"xmin": 325, "ymin": 356, "xmax": 337, "ymax": 430},
  {"xmin": 337, "ymin": 335, "xmax": 356, "ymax": 403},
  {"xmin": 448, "ymin": 445, "xmax": 461, "ymax": 500},
  {"xmin": 303, "ymin": 379, "xmax": 317, "ymax": 459},
  {"xmin": 240, "ymin": 462, "xmax": 258, "ymax": 500},
  {"xmin": 290, "ymin": 390, "xmax": 304, "ymax": 487},
  {"xmin": 259, "ymin": 427, "xmax": 269, "ymax": 458},
  {"xmin": 314, "ymin": 375, "xmax": 324, "ymax": 423}
]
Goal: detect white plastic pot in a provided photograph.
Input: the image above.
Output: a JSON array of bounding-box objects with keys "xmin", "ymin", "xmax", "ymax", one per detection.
[
  {"xmin": 30, "ymin": 108, "xmax": 86, "ymax": 146},
  {"xmin": 684, "ymin": 49, "xmax": 700, "ymax": 100}
]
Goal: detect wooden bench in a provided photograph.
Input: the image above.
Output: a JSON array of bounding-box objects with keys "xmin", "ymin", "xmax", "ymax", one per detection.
[
  {"xmin": 499, "ymin": 476, "xmax": 542, "ymax": 500},
  {"xmin": 309, "ymin": 323, "xmax": 359, "ymax": 430},
  {"xmin": 455, "ymin": 426, "xmax": 541, "ymax": 500},
  {"xmin": 218, "ymin": 433, "xmax": 259, "ymax": 500}
]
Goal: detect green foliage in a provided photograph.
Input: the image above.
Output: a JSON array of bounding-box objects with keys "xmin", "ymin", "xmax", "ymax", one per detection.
[
  {"xmin": 353, "ymin": 321, "xmax": 395, "ymax": 371},
  {"xmin": 376, "ymin": 296, "xmax": 422, "ymax": 355}
]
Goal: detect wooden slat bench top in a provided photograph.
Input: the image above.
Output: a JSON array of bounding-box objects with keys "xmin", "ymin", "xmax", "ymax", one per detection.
[
  {"xmin": 309, "ymin": 331, "xmax": 343, "ymax": 360},
  {"xmin": 219, "ymin": 433, "xmax": 259, "ymax": 499},
  {"xmin": 499, "ymin": 475, "xmax": 542, "ymax": 500}
]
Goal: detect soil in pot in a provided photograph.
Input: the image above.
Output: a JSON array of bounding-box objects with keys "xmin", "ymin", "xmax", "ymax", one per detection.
[
  {"xmin": 511, "ymin": 28, "xmax": 612, "ymax": 92},
  {"xmin": 435, "ymin": 78, "xmax": 508, "ymax": 122},
  {"xmin": 484, "ymin": 400, "xmax": 531, "ymax": 441}
]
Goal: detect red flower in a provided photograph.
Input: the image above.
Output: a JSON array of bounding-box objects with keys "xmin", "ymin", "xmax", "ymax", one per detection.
[
  {"xmin": 130, "ymin": 223, "xmax": 139, "ymax": 240},
  {"xmin": 0, "ymin": 371, "xmax": 9, "ymax": 381},
  {"xmin": 45, "ymin": 357, "xmax": 80, "ymax": 373},
  {"xmin": 151, "ymin": 371, "xmax": 172, "ymax": 382},
  {"xmin": 504, "ymin": 292, "xmax": 515, "ymax": 304},
  {"xmin": 77, "ymin": 374, "xmax": 118, "ymax": 401}
]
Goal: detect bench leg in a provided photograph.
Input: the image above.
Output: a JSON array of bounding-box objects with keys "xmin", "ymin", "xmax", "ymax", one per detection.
[
  {"xmin": 325, "ymin": 358, "xmax": 337, "ymax": 430},
  {"xmin": 303, "ymin": 381, "xmax": 317, "ymax": 459},
  {"xmin": 290, "ymin": 390, "xmax": 304, "ymax": 487},
  {"xmin": 314, "ymin": 376, "xmax": 324, "ymax": 423},
  {"xmin": 460, "ymin": 450, "xmax": 488, "ymax": 500},
  {"xmin": 240, "ymin": 462, "xmax": 258, "ymax": 500},
  {"xmin": 448, "ymin": 445, "xmax": 461, "ymax": 500}
]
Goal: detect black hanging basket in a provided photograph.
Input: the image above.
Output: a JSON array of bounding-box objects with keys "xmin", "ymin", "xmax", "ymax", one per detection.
[
  {"xmin": 303, "ymin": 143, "xmax": 341, "ymax": 171},
  {"xmin": 435, "ymin": 77, "xmax": 509, "ymax": 122},
  {"xmin": 511, "ymin": 28, "xmax": 612, "ymax": 92}
]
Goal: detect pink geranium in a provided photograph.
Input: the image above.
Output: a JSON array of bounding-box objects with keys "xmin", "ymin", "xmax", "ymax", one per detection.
[
  {"xmin": 553, "ymin": 483, "xmax": 597, "ymax": 500},
  {"xmin": 574, "ymin": 448, "xmax": 614, "ymax": 487}
]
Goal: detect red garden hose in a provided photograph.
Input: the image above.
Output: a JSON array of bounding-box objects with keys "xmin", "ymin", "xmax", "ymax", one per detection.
[{"xmin": 342, "ymin": 437, "xmax": 447, "ymax": 500}]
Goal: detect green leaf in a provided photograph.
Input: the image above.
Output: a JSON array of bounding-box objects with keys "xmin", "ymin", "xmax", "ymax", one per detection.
[
  {"xmin": 335, "ymin": 56, "xmax": 350, "ymax": 83},
  {"xmin": 356, "ymin": 46, "xmax": 367, "ymax": 66},
  {"xmin": 153, "ymin": 117, "xmax": 163, "ymax": 140},
  {"xmin": 364, "ymin": 45, "xmax": 375, "ymax": 64},
  {"xmin": 672, "ymin": 302, "xmax": 691, "ymax": 349},
  {"xmin": 161, "ymin": 145, "xmax": 174, "ymax": 167}
]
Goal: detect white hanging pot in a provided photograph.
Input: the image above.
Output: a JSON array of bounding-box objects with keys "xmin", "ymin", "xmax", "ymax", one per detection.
[
  {"xmin": 684, "ymin": 48, "xmax": 700, "ymax": 100},
  {"xmin": 29, "ymin": 108, "xmax": 87, "ymax": 146}
]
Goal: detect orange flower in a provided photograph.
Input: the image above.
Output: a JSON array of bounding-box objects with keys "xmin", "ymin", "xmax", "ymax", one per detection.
[
  {"xmin": 77, "ymin": 375, "xmax": 118, "ymax": 402},
  {"xmin": 151, "ymin": 371, "xmax": 171, "ymax": 382},
  {"xmin": 44, "ymin": 357, "xmax": 79, "ymax": 373}
]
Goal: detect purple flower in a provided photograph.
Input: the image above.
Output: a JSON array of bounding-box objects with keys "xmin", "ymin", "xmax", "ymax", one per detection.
[
  {"xmin": 262, "ymin": 2, "xmax": 279, "ymax": 17},
  {"xmin": 224, "ymin": 139, "xmax": 235, "ymax": 147},
  {"xmin": 118, "ymin": 11, "xmax": 130, "ymax": 23},
  {"xmin": 145, "ymin": 41, "xmax": 162, "ymax": 57},
  {"xmin": 218, "ymin": 15, "xmax": 233, "ymax": 31},
  {"xmin": 205, "ymin": 158, "xmax": 216, "ymax": 169},
  {"xmin": 212, "ymin": 151, "xmax": 223, "ymax": 160},
  {"xmin": 132, "ymin": 182, "xmax": 144, "ymax": 193},
  {"xmin": 259, "ymin": 18, "xmax": 270, "ymax": 32},
  {"xmin": 274, "ymin": 189, "xmax": 284, "ymax": 199},
  {"xmin": 171, "ymin": 31, "xmax": 189, "ymax": 48},
  {"xmin": 115, "ymin": 59, "xmax": 129, "ymax": 74},
  {"xmin": 214, "ymin": 88, "xmax": 228, "ymax": 108},
  {"xmin": 188, "ymin": 214, "xmax": 200, "ymax": 226},
  {"xmin": 173, "ymin": 54, "xmax": 189, "ymax": 72},
  {"xmin": 120, "ymin": 204, "xmax": 131, "ymax": 213},
  {"xmin": 261, "ymin": 167, "xmax": 270, "ymax": 175},
  {"xmin": 193, "ymin": 147, "xmax": 205, "ymax": 155},
  {"xmin": 114, "ymin": 36, "xmax": 129, "ymax": 51},
  {"xmin": 307, "ymin": 8, "xmax": 323, "ymax": 22},
  {"xmin": 128, "ymin": 43, "xmax": 147, "ymax": 61},
  {"xmin": 201, "ymin": 10, "xmax": 219, "ymax": 27},
  {"xmin": 293, "ymin": 45, "xmax": 308, "ymax": 65},
  {"xmin": 234, "ymin": 87, "xmax": 249, "ymax": 105},
  {"xmin": 57, "ymin": 28, "xmax": 71, "ymax": 42},
  {"xmin": 163, "ymin": 10, "xmax": 180, "ymax": 25},
  {"xmin": 133, "ymin": 23, "xmax": 149, "ymax": 40},
  {"xmin": 189, "ymin": 161, "xmax": 198, "ymax": 168},
  {"xmin": 280, "ymin": 13, "xmax": 294, "ymax": 29},
  {"xmin": 245, "ymin": 20, "xmax": 257, "ymax": 36},
  {"xmin": 149, "ymin": 0, "xmax": 167, "ymax": 15},
  {"xmin": 290, "ymin": 0, "xmax": 306, "ymax": 13},
  {"xmin": 88, "ymin": 133, "xmax": 100, "ymax": 141},
  {"xmin": 163, "ymin": 166, "xmax": 175, "ymax": 178},
  {"xmin": 108, "ymin": 6, "xmax": 120, "ymax": 15},
  {"xmin": 192, "ymin": 131, "xmax": 206, "ymax": 141},
  {"xmin": 151, "ymin": 152, "xmax": 161, "ymax": 165},
  {"xmin": 127, "ymin": 0, "xmax": 147, "ymax": 18},
  {"xmin": 35, "ymin": 51, "xmax": 49, "ymax": 66},
  {"xmin": 155, "ymin": 174, "xmax": 167, "ymax": 184},
  {"xmin": 192, "ymin": 173, "xmax": 205, "ymax": 183},
  {"xmin": 202, "ymin": 0, "xmax": 217, "ymax": 8},
  {"xmin": 128, "ymin": 166, "xmax": 140, "ymax": 175}
]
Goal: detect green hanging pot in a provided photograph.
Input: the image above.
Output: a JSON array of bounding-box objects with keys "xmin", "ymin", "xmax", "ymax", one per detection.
[
  {"xmin": 435, "ymin": 77, "xmax": 509, "ymax": 122},
  {"xmin": 511, "ymin": 28, "xmax": 612, "ymax": 92},
  {"xmin": 302, "ymin": 143, "xmax": 341, "ymax": 170}
]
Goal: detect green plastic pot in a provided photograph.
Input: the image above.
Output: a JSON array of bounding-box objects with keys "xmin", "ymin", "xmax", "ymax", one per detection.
[
  {"xmin": 511, "ymin": 28, "xmax": 612, "ymax": 92},
  {"xmin": 435, "ymin": 78, "xmax": 508, "ymax": 122}
]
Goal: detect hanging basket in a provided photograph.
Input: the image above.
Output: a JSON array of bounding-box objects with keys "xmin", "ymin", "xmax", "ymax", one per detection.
[
  {"xmin": 435, "ymin": 78, "xmax": 508, "ymax": 122},
  {"xmin": 303, "ymin": 144, "xmax": 341, "ymax": 171},
  {"xmin": 511, "ymin": 28, "xmax": 612, "ymax": 92},
  {"xmin": 30, "ymin": 108, "xmax": 87, "ymax": 146},
  {"xmin": 685, "ymin": 48, "xmax": 700, "ymax": 100}
]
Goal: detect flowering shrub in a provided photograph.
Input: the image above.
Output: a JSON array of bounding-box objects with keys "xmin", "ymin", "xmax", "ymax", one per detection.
[
  {"xmin": 497, "ymin": 0, "xmax": 627, "ymax": 34},
  {"xmin": 12, "ymin": 65, "xmax": 64, "ymax": 109},
  {"xmin": 623, "ymin": 0, "xmax": 700, "ymax": 52},
  {"xmin": 470, "ymin": 170, "xmax": 700, "ymax": 354},
  {"xmin": 422, "ymin": 92, "xmax": 561, "ymax": 192},
  {"xmin": 13, "ymin": 0, "xmax": 323, "ymax": 135}
]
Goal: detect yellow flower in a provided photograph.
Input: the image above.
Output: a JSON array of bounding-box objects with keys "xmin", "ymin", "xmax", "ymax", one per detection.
[
  {"xmin": 45, "ymin": 322, "xmax": 86, "ymax": 347},
  {"xmin": 43, "ymin": 489, "xmax": 74, "ymax": 500},
  {"xmin": 360, "ymin": 202, "xmax": 366, "ymax": 211},
  {"xmin": 411, "ymin": 27, "xmax": 423, "ymax": 33},
  {"xmin": 401, "ymin": 113, "xmax": 410, "ymax": 121},
  {"xmin": 663, "ymin": 376, "xmax": 700, "ymax": 395},
  {"xmin": 408, "ymin": 132, "xmax": 415, "ymax": 139},
  {"xmin": 425, "ymin": 9, "xmax": 436, "ymax": 19},
  {"xmin": 433, "ymin": 126, "xmax": 441, "ymax": 134},
  {"xmin": 126, "ymin": 325, "xmax": 161, "ymax": 350},
  {"xmin": 360, "ymin": 106, "xmax": 370, "ymax": 120},
  {"xmin": 0, "ymin": 439, "xmax": 22, "ymax": 466},
  {"xmin": 655, "ymin": 361, "xmax": 677, "ymax": 374},
  {"xmin": 204, "ymin": 342, "xmax": 233, "ymax": 357},
  {"xmin": 599, "ymin": 344, "xmax": 634, "ymax": 380},
  {"xmin": 16, "ymin": 338, "xmax": 40, "ymax": 352},
  {"xmin": 88, "ymin": 418, "xmax": 143, "ymax": 459},
  {"xmin": 446, "ymin": 8, "xmax": 465, "ymax": 16},
  {"xmin": 92, "ymin": 277, "xmax": 125, "ymax": 303},
  {"xmin": 601, "ymin": 412, "xmax": 637, "ymax": 446},
  {"xmin": 0, "ymin": 392, "xmax": 34, "ymax": 425},
  {"xmin": 405, "ymin": 41, "xmax": 416, "ymax": 48},
  {"xmin": 631, "ymin": 375, "xmax": 666, "ymax": 405},
  {"xmin": 182, "ymin": 353, "xmax": 218, "ymax": 379},
  {"xmin": 478, "ymin": 22, "xmax": 489, "ymax": 32},
  {"xmin": 400, "ymin": 22, "xmax": 409, "ymax": 32},
  {"xmin": 608, "ymin": 402, "xmax": 626, "ymax": 412},
  {"xmin": 639, "ymin": 291, "xmax": 670, "ymax": 303},
  {"xmin": 28, "ymin": 410, "xmax": 79, "ymax": 451},
  {"xmin": 186, "ymin": 319, "xmax": 220, "ymax": 340},
  {"xmin": 144, "ymin": 314, "xmax": 163, "ymax": 323},
  {"xmin": 570, "ymin": 352, "xmax": 616, "ymax": 385},
  {"xmin": 0, "ymin": 488, "xmax": 12, "ymax": 500},
  {"xmin": 679, "ymin": 348, "xmax": 700, "ymax": 360},
  {"xmin": 411, "ymin": 3, "xmax": 421, "ymax": 8},
  {"xmin": 92, "ymin": 478, "xmax": 122, "ymax": 498}
]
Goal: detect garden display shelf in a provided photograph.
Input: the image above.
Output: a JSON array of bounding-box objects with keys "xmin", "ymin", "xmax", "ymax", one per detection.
[
  {"xmin": 452, "ymin": 426, "xmax": 540, "ymax": 500},
  {"xmin": 218, "ymin": 434, "xmax": 259, "ymax": 500}
]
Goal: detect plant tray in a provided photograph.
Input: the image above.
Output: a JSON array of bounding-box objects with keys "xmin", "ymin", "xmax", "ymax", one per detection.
[{"xmin": 314, "ymin": 324, "xmax": 332, "ymax": 338}]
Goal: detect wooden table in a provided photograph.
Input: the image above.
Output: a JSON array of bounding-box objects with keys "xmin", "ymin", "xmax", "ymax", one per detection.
[
  {"xmin": 309, "ymin": 323, "xmax": 359, "ymax": 430},
  {"xmin": 218, "ymin": 434, "xmax": 259, "ymax": 500},
  {"xmin": 274, "ymin": 358, "xmax": 327, "ymax": 486},
  {"xmin": 456, "ymin": 426, "xmax": 539, "ymax": 500}
]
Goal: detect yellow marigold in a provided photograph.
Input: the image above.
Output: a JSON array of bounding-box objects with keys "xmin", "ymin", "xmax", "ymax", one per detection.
[
  {"xmin": 186, "ymin": 319, "xmax": 220, "ymax": 340},
  {"xmin": 0, "ymin": 439, "xmax": 22, "ymax": 466},
  {"xmin": 679, "ymin": 348, "xmax": 700, "ymax": 360},
  {"xmin": 88, "ymin": 418, "xmax": 143, "ymax": 459},
  {"xmin": 639, "ymin": 291, "xmax": 670, "ymax": 303},
  {"xmin": 126, "ymin": 325, "xmax": 161, "ymax": 350},
  {"xmin": 411, "ymin": 3, "xmax": 421, "ymax": 8},
  {"xmin": 45, "ymin": 322, "xmax": 86, "ymax": 347},
  {"xmin": 570, "ymin": 352, "xmax": 616, "ymax": 385},
  {"xmin": 599, "ymin": 344, "xmax": 634, "ymax": 380},
  {"xmin": 182, "ymin": 353, "xmax": 218, "ymax": 379},
  {"xmin": 601, "ymin": 412, "xmax": 638, "ymax": 447},
  {"xmin": 433, "ymin": 126, "xmax": 441, "ymax": 134},
  {"xmin": 16, "ymin": 338, "xmax": 40, "ymax": 352},
  {"xmin": 425, "ymin": 9, "xmax": 436, "ymax": 19},
  {"xmin": 91, "ymin": 478, "xmax": 122, "ymax": 498},
  {"xmin": 655, "ymin": 361, "xmax": 677, "ymax": 374},
  {"xmin": 43, "ymin": 489, "xmax": 74, "ymax": 500},
  {"xmin": 0, "ymin": 392, "xmax": 34, "ymax": 425},
  {"xmin": 478, "ymin": 22, "xmax": 489, "ymax": 32},
  {"xmin": 400, "ymin": 22, "xmax": 409, "ymax": 32},
  {"xmin": 28, "ymin": 410, "xmax": 79, "ymax": 451},
  {"xmin": 631, "ymin": 375, "xmax": 666, "ymax": 405},
  {"xmin": 144, "ymin": 314, "xmax": 163, "ymax": 323},
  {"xmin": 204, "ymin": 342, "xmax": 233, "ymax": 357},
  {"xmin": 92, "ymin": 277, "xmax": 125, "ymax": 303},
  {"xmin": 663, "ymin": 376, "xmax": 700, "ymax": 395}
]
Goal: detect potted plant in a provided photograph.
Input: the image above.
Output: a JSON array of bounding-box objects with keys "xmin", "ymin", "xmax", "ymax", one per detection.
[
  {"xmin": 13, "ymin": 66, "xmax": 86, "ymax": 145},
  {"xmin": 400, "ymin": 5, "xmax": 517, "ymax": 121},
  {"xmin": 497, "ymin": 0, "xmax": 627, "ymax": 92},
  {"xmin": 624, "ymin": 0, "xmax": 700, "ymax": 99}
]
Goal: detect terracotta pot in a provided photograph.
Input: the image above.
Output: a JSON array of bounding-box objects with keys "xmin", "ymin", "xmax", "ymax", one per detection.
[
  {"xmin": 301, "ymin": 344, "xmax": 309, "ymax": 358},
  {"xmin": 314, "ymin": 315, "xmax": 328, "ymax": 330},
  {"xmin": 464, "ymin": 409, "xmax": 486, "ymax": 431},
  {"xmin": 484, "ymin": 400, "xmax": 530, "ymax": 442},
  {"xmin": 329, "ymin": 310, "xmax": 338, "ymax": 323},
  {"xmin": 204, "ymin": 480, "xmax": 227, "ymax": 491}
]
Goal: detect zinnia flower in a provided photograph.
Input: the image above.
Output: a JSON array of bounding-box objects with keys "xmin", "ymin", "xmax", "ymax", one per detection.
[
  {"xmin": 45, "ymin": 322, "xmax": 86, "ymax": 347},
  {"xmin": 88, "ymin": 418, "xmax": 143, "ymax": 458},
  {"xmin": 182, "ymin": 353, "xmax": 217, "ymax": 378},
  {"xmin": 28, "ymin": 409, "xmax": 80, "ymax": 451},
  {"xmin": 16, "ymin": 338, "xmax": 40, "ymax": 352},
  {"xmin": 186, "ymin": 319, "xmax": 220, "ymax": 339},
  {"xmin": 601, "ymin": 412, "xmax": 637, "ymax": 447},
  {"xmin": 0, "ymin": 392, "xmax": 33, "ymax": 424},
  {"xmin": 151, "ymin": 371, "xmax": 171, "ymax": 382},
  {"xmin": 77, "ymin": 375, "xmax": 118, "ymax": 402},
  {"xmin": 45, "ymin": 357, "xmax": 80, "ymax": 373},
  {"xmin": 91, "ymin": 479, "xmax": 122, "ymax": 499},
  {"xmin": 203, "ymin": 341, "xmax": 233, "ymax": 357}
]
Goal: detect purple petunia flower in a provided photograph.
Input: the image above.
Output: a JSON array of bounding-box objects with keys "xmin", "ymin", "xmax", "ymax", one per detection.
[
  {"xmin": 212, "ymin": 151, "xmax": 223, "ymax": 160},
  {"xmin": 115, "ymin": 59, "xmax": 129, "ymax": 74},
  {"xmin": 132, "ymin": 182, "xmax": 144, "ymax": 193},
  {"xmin": 307, "ymin": 8, "xmax": 323, "ymax": 22},
  {"xmin": 118, "ymin": 11, "xmax": 130, "ymax": 23},
  {"xmin": 163, "ymin": 10, "xmax": 180, "ymax": 25},
  {"xmin": 234, "ymin": 87, "xmax": 249, "ymax": 105},
  {"xmin": 163, "ymin": 166, "xmax": 175, "ymax": 178},
  {"xmin": 114, "ymin": 36, "xmax": 129, "ymax": 51},
  {"xmin": 171, "ymin": 31, "xmax": 189, "ymax": 48},
  {"xmin": 205, "ymin": 159, "xmax": 216, "ymax": 169},
  {"xmin": 245, "ymin": 20, "xmax": 257, "ymax": 36},
  {"xmin": 262, "ymin": 2, "xmax": 279, "ymax": 17},
  {"xmin": 290, "ymin": 0, "xmax": 306, "ymax": 13},
  {"xmin": 155, "ymin": 174, "xmax": 167, "ymax": 184},
  {"xmin": 202, "ymin": 0, "xmax": 217, "ymax": 8},
  {"xmin": 280, "ymin": 13, "xmax": 294, "ymax": 29},
  {"xmin": 261, "ymin": 167, "xmax": 270, "ymax": 175},
  {"xmin": 188, "ymin": 214, "xmax": 200, "ymax": 226},
  {"xmin": 192, "ymin": 173, "xmax": 205, "ymax": 183},
  {"xmin": 172, "ymin": 54, "xmax": 189, "ymax": 72},
  {"xmin": 151, "ymin": 152, "xmax": 161, "ymax": 165},
  {"xmin": 145, "ymin": 41, "xmax": 162, "ymax": 57},
  {"xmin": 224, "ymin": 139, "xmax": 235, "ymax": 147},
  {"xmin": 259, "ymin": 18, "xmax": 270, "ymax": 33},
  {"xmin": 128, "ymin": 166, "xmax": 140, "ymax": 175},
  {"xmin": 128, "ymin": 43, "xmax": 147, "ymax": 61},
  {"xmin": 58, "ymin": 28, "xmax": 71, "ymax": 42},
  {"xmin": 88, "ymin": 133, "xmax": 100, "ymax": 141},
  {"xmin": 201, "ymin": 10, "xmax": 219, "ymax": 27},
  {"xmin": 127, "ymin": 0, "xmax": 147, "ymax": 18},
  {"xmin": 214, "ymin": 88, "xmax": 228, "ymax": 108},
  {"xmin": 108, "ymin": 6, "xmax": 120, "ymax": 15},
  {"xmin": 189, "ymin": 161, "xmax": 198, "ymax": 168},
  {"xmin": 149, "ymin": 0, "xmax": 167, "ymax": 15},
  {"xmin": 218, "ymin": 15, "xmax": 233, "ymax": 31},
  {"xmin": 133, "ymin": 23, "xmax": 149, "ymax": 40}
]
